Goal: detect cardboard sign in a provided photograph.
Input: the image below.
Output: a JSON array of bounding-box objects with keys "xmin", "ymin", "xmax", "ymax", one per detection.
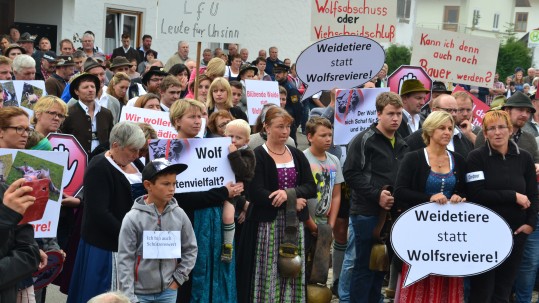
[
  {"xmin": 0, "ymin": 149, "xmax": 68, "ymax": 238},
  {"xmin": 333, "ymin": 88, "xmax": 388, "ymax": 145},
  {"xmin": 245, "ymin": 80, "xmax": 280, "ymax": 125},
  {"xmin": 453, "ymin": 86, "xmax": 490, "ymax": 126},
  {"xmin": 148, "ymin": 137, "xmax": 235, "ymax": 193},
  {"xmin": 296, "ymin": 35, "xmax": 385, "ymax": 101},
  {"xmin": 391, "ymin": 202, "xmax": 513, "ymax": 287},
  {"xmin": 143, "ymin": 231, "xmax": 182, "ymax": 259},
  {"xmin": 410, "ymin": 28, "xmax": 500, "ymax": 87},
  {"xmin": 0, "ymin": 80, "xmax": 47, "ymax": 114},
  {"xmin": 47, "ymin": 134, "xmax": 87, "ymax": 197},
  {"xmin": 156, "ymin": 0, "xmax": 246, "ymax": 43},
  {"xmin": 311, "ymin": 0, "xmax": 397, "ymax": 43}
]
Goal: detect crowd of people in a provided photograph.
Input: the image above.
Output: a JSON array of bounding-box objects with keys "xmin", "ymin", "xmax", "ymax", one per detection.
[{"xmin": 1, "ymin": 23, "xmax": 539, "ymax": 303}]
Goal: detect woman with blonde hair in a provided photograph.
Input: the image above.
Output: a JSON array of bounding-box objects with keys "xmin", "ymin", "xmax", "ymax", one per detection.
[
  {"xmin": 31, "ymin": 95, "xmax": 68, "ymax": 137},
  {"xmin": 169, "ymin": 98, "xmax": 242, "ymax": 303},
  {"xmin": 107, "ymin": 72, "xmax": 130, "ymax": 106},
  {"xmin": 207, "ymin": 77, "xmax": 247, "ymax": 122},
  {"xmin": 394, "ymin": 110, "xmax": 467, "ymax": 302}
]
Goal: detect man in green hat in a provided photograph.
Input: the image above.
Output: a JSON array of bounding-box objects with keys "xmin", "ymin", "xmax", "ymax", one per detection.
[
  {"xmin": 476, "ymin": 91, "xmax": 539, "ymax": 168},
  {"xmin": 397, "ymin": 79, "xmax": 431, "ymax": 138}
]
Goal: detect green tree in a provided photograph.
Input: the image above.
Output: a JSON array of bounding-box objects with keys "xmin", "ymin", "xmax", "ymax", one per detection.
[
  {"xmin": 496, "ymin": 23, "xmax": 532, "ymax": 78},
  {"xmin": 385, "ymin": 44, "xmax": 412, "ymax": 75},
  {"xmin": 496, "ymin": 37, "xmax": 532, "ymax": 79}
]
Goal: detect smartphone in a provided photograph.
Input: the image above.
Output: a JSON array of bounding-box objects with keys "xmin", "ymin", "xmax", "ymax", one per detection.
[{"xmin": 19, "ymin": 179, "xmax": 50, "ymax": 225}]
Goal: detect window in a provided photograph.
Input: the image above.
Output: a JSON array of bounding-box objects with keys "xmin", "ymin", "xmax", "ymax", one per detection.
[
  {"xmin": 397, "ymin": 0, "xmax": 411, "ymax": 21},
  {"xmin": 515, "ymin": 0, "xmax": 531, "ymax": 7},
  {"xmin": 443, "ymin": 6, "xmax": 460, "ymax": 32},
  {"xmin": 492, "ymin": 13, "xmax": 499, "ymax": 30},
  {"xmin": 105, "ymin": 8, "xmax": 143, "ymax": 54},
  {"xmin": 514, "ymin": 12, "xmax": 528, "ymax": 32}
]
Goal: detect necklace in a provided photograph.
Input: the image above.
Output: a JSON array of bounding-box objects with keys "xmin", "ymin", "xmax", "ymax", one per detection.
[
  {"xmin": 266, "ymin": 144, "xmax": 286, "ymax": 155},
  {"xmin": 109, "ymin": 151, "xmax": 126, "ymax": 168}
]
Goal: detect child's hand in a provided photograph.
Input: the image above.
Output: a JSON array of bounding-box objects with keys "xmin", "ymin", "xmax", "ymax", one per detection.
[{"xmin": 228, "ymin": 144, "xmax": 237, "ymax": 153}]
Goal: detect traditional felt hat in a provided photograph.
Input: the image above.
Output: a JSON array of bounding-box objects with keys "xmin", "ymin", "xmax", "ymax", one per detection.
[
  {"xmin": 82, "ymin": 58, "xmax": 102, "ymax": 73},
  {"xmin": 3, "ymin": 44, "xmax": 26, "ymax": 56},
  {"xmin": 70, "ymin": 73, "xmax": 100, "ymax": 99},
  {"xmin": 238, "ymin": 64, "xmax": 258, "ymax": 78},
  {"xmin": 55, "ymin": 55, "xmax": 75, "ymax": 67},
  {"xmin": 400, "ymin": 79, "xmax": 431, "ymax": 96},
  {"xmin": 490, "ymin": 95, "xmax": 507, "ymax": 109},
  {"xmin": 431, "ymin": 81, "xmax": 451, "ymax": 94},
  {"xmin": 142, "ymin": 158, "xmax": 187, "ymax": 182},
  {"xmin": 502, "ymin": 91, "xmax": 536, "ymax": 113},
  {"xmin": 142, "ymin": 66, "xmax": 168, "ymax": 86},
  {"xmin": 110, "ymin": 56, "xmax": 132, "ymax": 70},
  {"xmin": 18, "ymin": 32, "xmax": 36, "ymax": 44}
]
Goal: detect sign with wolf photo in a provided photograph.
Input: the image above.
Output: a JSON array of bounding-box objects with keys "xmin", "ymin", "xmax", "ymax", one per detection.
[
  {"xmin": 1, "ymin": 149, "xmax": 68, "ymax": 238},
  {"xmin": 148, "ymin": 137, "xmax": 235, "ymax": 193},
  {"xmin": 0, "ymin": 80, "xmax": 47, "ymax": 111},
  {"xmin": 333, "ymin": 87, "xmax": 389, "ymax": 145}
]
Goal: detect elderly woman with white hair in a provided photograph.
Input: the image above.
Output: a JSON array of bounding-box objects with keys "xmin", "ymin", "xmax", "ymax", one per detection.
[{"xmin": 67, "ymin": 121, "xmax": 147, "ymax": 303}]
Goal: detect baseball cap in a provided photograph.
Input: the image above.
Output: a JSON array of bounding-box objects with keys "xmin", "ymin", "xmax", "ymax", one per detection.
[{"xmin": 142, "ymin": 158, "xmax": 188, "ymax": 182}]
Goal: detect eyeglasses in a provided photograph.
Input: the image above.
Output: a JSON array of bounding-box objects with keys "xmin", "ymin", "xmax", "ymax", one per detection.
[
  {"xmin": 458, "ymin": 108, "xmax": 473, "ymax": 113},
  {"xmin": 4, "ymin": 126, "xmax": 32, "ymax": 135},
  {"xmin": 149, "ymin": 77, "xmax": 163, "ymax": 83},
  {"xmin": 486, "ymin": 125, "xmax": 509, "ymax": 132},
  {"xmin": 44, "ymin": 111, "xmax": 66, "ymax": 119},
  {"xmin": 217, "ymin": 121, "xmax": 230, "ymax": 129},
  {"xmin": 435, "ymin": 107, "xmax": 458, "ymax": 114}
]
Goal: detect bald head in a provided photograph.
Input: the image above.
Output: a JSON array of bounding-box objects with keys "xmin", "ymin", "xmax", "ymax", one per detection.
[{"xmin": 432, "ymin": 94, "xmax": 458, "ymax": 121}]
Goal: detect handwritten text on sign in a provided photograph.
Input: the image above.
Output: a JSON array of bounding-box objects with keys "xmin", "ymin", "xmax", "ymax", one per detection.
[
  {"xmin": 245, "ymin": 80, "xmax": 280, "ymax": 125},
  {"xmin": 143, "ymin": 231, "xmax": 182, "ymax": 259},
  {"xmin": 333, "ymin": 88, "xmax": 388, "ymax": 145},
  {"xmin": 391, "ymin": 202, "xmax": 513, "ymax": 287},
  {"xmin": 311, "ymin": 0, "xmax": 397, "ymax": 43},
  {"xmin": 410, "ymin": 28, "xmax": 499, "ymax": 87},
  {"xmin": 148, "ymin": 138, "xmax": 235, "ymax": 193},
  {"xmin": 157, "ymin": 0, "xmax": 245, "ymax": 43}
]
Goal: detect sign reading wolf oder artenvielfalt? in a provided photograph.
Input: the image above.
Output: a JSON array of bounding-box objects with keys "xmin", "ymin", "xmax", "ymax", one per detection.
[
  {"xmin": 391, "ymin": 202, "xmax": 513, "ymax": 287},
  {"xmin": 296, "ymin": 35, "xmax": 385, "ymax": 102}
]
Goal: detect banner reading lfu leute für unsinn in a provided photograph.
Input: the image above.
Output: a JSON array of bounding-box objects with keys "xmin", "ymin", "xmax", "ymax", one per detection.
[
  {"xmin": 333, "ymin": 87, "xmax": 388, "ymax": 145},
  {"xmin": 391, "ymin": 202, "xmax": 513, "ymax": 287},
  {"xmin": 148, "ymin": 137, "xmax": 235, "ymax": 193},
  {"xmin": 0, "ymin": 149, "xmax": 68, "ymax": 238}
]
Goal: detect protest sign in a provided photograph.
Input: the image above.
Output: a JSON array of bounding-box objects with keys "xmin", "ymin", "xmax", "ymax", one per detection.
[
  {"xmin": 333, "ymin": 87, "xmax": 388, "ymax": 145},
  {"xmin": 157, "ymin": 0, "xmax": 246, "ymax": 43},
  {"xmin": 143, "ymin": 231, "xmax": 182, "ymax": 259},
  {"xmin": 121, "ymin": 106, "xmax": 177, "ymax": 139},
  {"xmin": 245, "ymin": 79, "xmax": 280, "ymax": 125},
  {"xmin": 387, "ymin": 65, "xmax": 433, "ymax": 97},
  {"xmin": 0, "ymin": 149, "xmax": 68, "ymax": 238},
  {"xmin": 47, "ymin": 134, "xmax": 87, "ymax": 197},
  {"xmin": 391, "ymin": 202, "xmax": 513, "ymax": 287},
  {"xmin": 410, "ymin": 28, "xmax": 499, "ymax": 87},
  {"xmin": 296, "ymin": 35, "xmax": 385, "ymax": 101},
  {"xmin": 1, "ymin": 80, "xmax": 47, "ymax": 113},
  {"xmin": 148, "ymin": 137, "xmax": 235, "ymax": 193},
  {"xmin": 311, "ymin": 0, "xmax": 396, "ymax": 43},
  {"xmin": 453, "ymin": 86, "xmax": 490, "ymax": 126}
]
